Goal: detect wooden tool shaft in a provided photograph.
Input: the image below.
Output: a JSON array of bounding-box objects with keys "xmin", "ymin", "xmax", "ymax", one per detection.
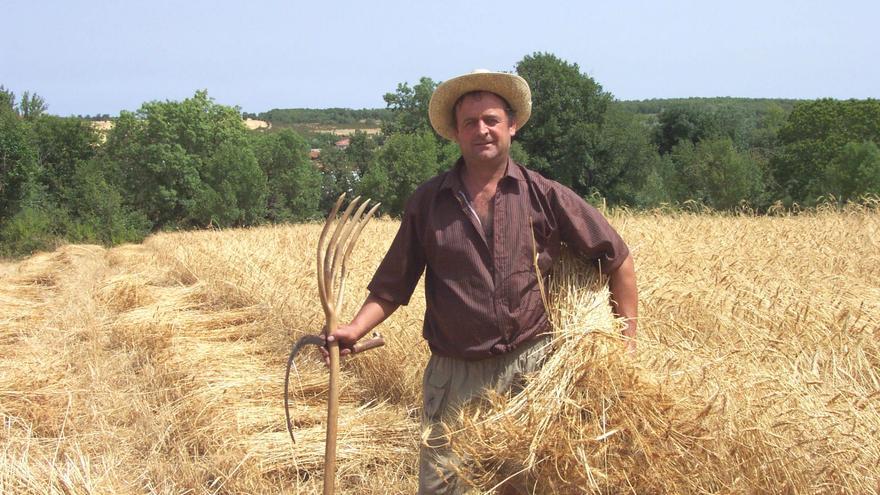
[
  {"xmin": 311, "ymin": 194, "xmax": 380, "ymax": 495},
  {"xmin": 323, "ymin": 338, "xmax": 340, "ymax": 495},
  {"xmin": 351, "ymin": 336, "xmax": 385, "ymax": 354}
]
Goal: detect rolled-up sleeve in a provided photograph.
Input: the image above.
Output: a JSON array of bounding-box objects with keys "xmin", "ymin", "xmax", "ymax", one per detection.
[
  {"xmin": 550, "ymin": 185, "xmax": 630, "ymax": 274},
  {"xmin": 367, "ymin": 199, "xmax": 427, "ymax": 305}
]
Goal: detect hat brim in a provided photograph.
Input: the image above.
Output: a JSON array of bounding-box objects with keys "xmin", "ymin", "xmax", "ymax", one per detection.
[{"xmin": 428, "ymin": 71, "xmax": 532, "ymax": 141}]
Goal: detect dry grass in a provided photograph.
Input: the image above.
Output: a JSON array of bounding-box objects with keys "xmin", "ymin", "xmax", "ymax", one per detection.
[{"xmin": 0, "ymin": 205, "xmax": 878, "ymax": 494}]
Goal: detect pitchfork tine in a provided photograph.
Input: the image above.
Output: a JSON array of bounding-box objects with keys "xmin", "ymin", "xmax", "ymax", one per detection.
[
  {"xmin": 329, "ymin": 199, "xmax": 371, "ymax": 304},
  {"xmin": 336, "ymin": 202, "xmax": 381, "ymax": 310},
  {"xmin": 323, "ymin": 197, "xmax": 362, "ymax": 316},
  {"xmin": 330, "ymin": 199, "xmax": 370, "ymax": 277},
  {"xmin": 317, "ymin": 194, "xmax": 346, "ymax": 321}
]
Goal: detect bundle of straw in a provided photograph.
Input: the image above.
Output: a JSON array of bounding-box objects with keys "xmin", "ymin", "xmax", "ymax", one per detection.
[{"xmin": 449, "ymin": 251, "xmax": 880, "ymax": 494}]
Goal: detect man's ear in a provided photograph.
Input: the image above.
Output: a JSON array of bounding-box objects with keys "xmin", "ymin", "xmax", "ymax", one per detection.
[{"xmin": 508, "ymin": 120, "xmax": 518, "ymax": 137}]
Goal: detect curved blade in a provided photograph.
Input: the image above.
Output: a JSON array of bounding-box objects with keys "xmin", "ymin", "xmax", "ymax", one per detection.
[
  {"xmin": 284, "ymin": 334, "xmax": 326, "ymax": 444},
  {"xmin": 283, "ymin": 333, "xmax": 387, "ymax": 445}
]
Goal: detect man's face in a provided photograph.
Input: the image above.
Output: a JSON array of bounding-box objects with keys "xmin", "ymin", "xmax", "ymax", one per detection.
[{"xmin": 452, "ymin": 92, "xmax": 517, "ymax": 167}]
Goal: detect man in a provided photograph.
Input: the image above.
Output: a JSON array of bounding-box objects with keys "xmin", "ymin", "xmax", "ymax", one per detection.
[{"xmin": 327, "ymin": 70, "xmax": 638, "ymax": 493}]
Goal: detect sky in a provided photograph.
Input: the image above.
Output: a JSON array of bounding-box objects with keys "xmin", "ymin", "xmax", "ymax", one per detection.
[{"xmin": 2, "ymin": 0, "xmax": 879, "ymax": 117}]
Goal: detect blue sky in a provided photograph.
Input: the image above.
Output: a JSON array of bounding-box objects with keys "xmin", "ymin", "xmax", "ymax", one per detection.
[{"xmin": 2, "ymin": 0, "xmax": 878, "ymax": 116}]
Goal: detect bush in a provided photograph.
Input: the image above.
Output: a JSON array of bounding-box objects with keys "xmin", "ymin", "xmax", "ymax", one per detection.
[
  {"xmin": 63, "ymin": 158, "xmax": 151, "ymax": 244},
  {"xmin": 0, "ymin": 206, "xmax": 59, "ymax": 256}
]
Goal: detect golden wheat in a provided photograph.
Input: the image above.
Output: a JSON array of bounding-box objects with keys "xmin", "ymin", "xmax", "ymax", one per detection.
[{"xmin": 0, "ymin": 206, "xmax": 877, "ymax": 494}]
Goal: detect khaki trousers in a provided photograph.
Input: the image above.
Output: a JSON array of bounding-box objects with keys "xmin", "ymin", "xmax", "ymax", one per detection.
[{"xmin": 418, "ymin": 335, "xmax": 552, "ymax": 495}]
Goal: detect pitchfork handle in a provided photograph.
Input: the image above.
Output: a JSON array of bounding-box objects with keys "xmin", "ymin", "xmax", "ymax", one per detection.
[{"xmin": 350, "ymin": 335, "xmax": 385, "ymax": 354}]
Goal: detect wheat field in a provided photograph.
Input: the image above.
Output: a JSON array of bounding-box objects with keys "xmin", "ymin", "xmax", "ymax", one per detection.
[{"xmin": 1, "ymin": 205, "xmax": 878, "ymax": 494}]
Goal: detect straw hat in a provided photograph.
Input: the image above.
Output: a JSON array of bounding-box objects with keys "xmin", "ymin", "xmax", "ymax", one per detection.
[{"xmin": 428, "ymin": 69, "xmax": 532, "ymax": 141}]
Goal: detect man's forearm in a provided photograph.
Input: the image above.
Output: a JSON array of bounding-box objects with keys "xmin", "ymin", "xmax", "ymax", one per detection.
[
  {"xmin": 348, "ymin": 293, "xmax": 400, "ymax": 340},
  {"xmin": 608, "ymin": 254, "xmax": 638, "ymax": 342}
]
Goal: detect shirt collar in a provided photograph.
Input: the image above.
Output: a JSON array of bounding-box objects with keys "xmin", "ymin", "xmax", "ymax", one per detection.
[{"xmin": 439, "ymin": 157, "xmax": 525, "ymax": 193}]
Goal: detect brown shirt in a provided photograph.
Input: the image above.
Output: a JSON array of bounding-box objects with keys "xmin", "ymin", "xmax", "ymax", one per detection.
[{"xmin": 368, "ymin": 159, "xmax": 630, "ymax": 360}]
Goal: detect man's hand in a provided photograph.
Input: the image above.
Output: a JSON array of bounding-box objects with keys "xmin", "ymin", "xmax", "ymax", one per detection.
[
  {"xmin": 319, "ymin": 293, "xmax": 401, "ymax": 366},
  {"xmin": 321, "ymin": 323, "xmax": 364, "ymax": 365},
  {"xmin": 609, "ymin": 254, "xmax": 638, "ymax": 354}
]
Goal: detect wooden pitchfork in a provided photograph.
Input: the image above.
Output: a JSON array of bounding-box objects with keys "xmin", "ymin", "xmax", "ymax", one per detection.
[{"xmin": 284, "ymin": 193, "xmax": 385, "ymax": 495}]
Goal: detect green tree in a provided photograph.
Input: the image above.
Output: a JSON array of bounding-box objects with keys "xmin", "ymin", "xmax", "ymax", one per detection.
[
  {"xmin": 19, "ymin": 91, "xmax": 47, "ymax": 120},
  {"xmin": 1, "ymin": 91, "xmax": 159, "ymax": 254},
  {"xmin": 593, "ymin": 105, "xmax": 662, "ymax": 205},
  {"xmin": 105, "ymin": 91, "xmax": 262, "ymax": 228},
  {"xmin": 635, "ymin": 156, "xmax": 675, "ymax": 207},
  {"xmin": 0, "ymin": 86, "xmax": 15, "ymax": 112},
  {"xmin": 515, "ymin": 52, "xmax": 612, "ymax": 197},
  {"xmin": 359, "ymin": 131, "xmax": 444, "ymax": 215},
  {"xmin": 746, "ymin": 103, "xmax": 787, "ymax": 199},
  {"xmin": 669, "ymin": 137, "xmax": 764, "ymax": 209},
  {"xmin": 653, "ymin": 102, "xmax": 765, "ymax": 154},
  {"xmin": 654, "ymin": 107, "xmax": 717, "ymax": 154},
  {"xmin": 318, "ymin": 131, "xmax": 382, "ymax": 210},
  {"xmin": 0, "ymin": 102, "xmax": 39, "ymax": 221},
  {"xmin": 25, "ymin": 116, "xmax": 146, "ymax": 246},
  {"xmin": 30, "ymin": 115, "xmax": 100, "ymax": 198},
  {"xmin": 381, "ymin": 77, "xmax": 438, "ymax": 137},
  {"xmin": 251, "ymin": 129, "xmax": 321, "ymax": 220},
  {"xmin": 61, "ymin": 157, "xmax": 150, "ymax": 244},
  {"xmin": 346, "ymin": 130, "xmax": 378, "ymax": 171},
  {"xmin": 772, "ymin": 98, "xmax": 880, "ymax": 204},
  {"xmin": 108, "ymin": 121, "xmax": 201, "ymax": 227},
  {"xmin": 192, "ymin": 142, "xmax": 267, "ymax": 227},
  {"xmin": 824, "ymin": 141, "xmax": 880, "ymax": 202},
  {"xmin": 318, "ymin": 145, "xmax": 357, "ymax": 211},
  {"xmin": 508, "ymin": 140, "xmax": 531, "ymax": 168}
]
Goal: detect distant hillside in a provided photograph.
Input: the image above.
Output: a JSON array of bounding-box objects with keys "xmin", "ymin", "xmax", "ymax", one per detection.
[
  {"xmin": 614, "ymin": 97, "xmax": 802, "ymax": 116},
  {"xmin": 255, "ymin": 99, "xmax": 804, "ymax": 128},
  {"xmin": 256, "ymin": 107, "xmax": 390, "ymax": 126}
]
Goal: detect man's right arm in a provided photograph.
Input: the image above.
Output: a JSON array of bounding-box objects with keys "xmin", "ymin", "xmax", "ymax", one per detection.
[
  {"xmin": 326, "ymin": 187, "xmax": 426, "ymax": 358},
  {"xmin": 327, "ymin": 293, "xmax": 400, "ymax": 356}
]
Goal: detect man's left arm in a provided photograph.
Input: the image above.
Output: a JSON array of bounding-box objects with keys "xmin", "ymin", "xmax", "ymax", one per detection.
[
  {"xmin": 608, "ymin": 253, "xmax": 638, "ymax": 352},
  {"xmin": 544, "ymin": 179, "xmax": 639, "ymax": 351}
]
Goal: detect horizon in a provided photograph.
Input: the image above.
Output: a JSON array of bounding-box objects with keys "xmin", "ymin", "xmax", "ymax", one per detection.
[{"xmin": 35, "ymin": 96, "xmax": 840, "ymax": 120}]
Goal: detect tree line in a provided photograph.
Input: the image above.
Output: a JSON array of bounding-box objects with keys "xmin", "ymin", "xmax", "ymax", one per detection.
[
  {"xmin": 2, "ymin": 52, "xmax": 879, "ymax": 256},
  {"xmin": 1, "ymin": 88, "xmax": 323, "ymax": 256},
  {"xmin": 255, "ymin": 108, "xmax": 389, "ymax": 126},
  {"xmin": 318, "ymin": 53, "xmax": 880, "ymax": 213}
]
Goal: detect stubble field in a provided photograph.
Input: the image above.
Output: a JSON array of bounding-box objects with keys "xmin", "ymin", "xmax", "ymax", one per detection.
[{"xmin": 1, "ymin": 205, "xmax": 878, "ymax": 494}]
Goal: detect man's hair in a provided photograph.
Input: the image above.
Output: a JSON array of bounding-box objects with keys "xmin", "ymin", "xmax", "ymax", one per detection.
[{"xmin": 452, "ymin": 91, "xmax": 516, "ymax": 128}]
